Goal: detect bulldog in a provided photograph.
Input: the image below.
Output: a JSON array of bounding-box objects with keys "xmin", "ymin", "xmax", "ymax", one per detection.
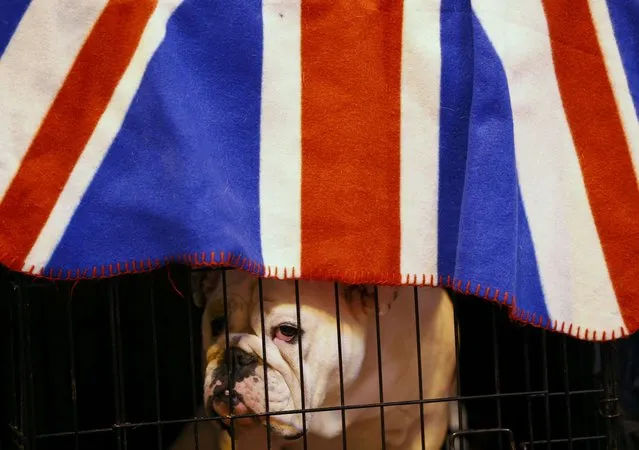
[{"xmin": 171, "ymin": 269, "xmax": 458, "ymax": 450}]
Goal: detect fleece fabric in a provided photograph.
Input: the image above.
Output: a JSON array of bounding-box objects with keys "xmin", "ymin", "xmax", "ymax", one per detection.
[{"xmin": 0, "ymin": 0, "xmax": 638, "ymax": 341}]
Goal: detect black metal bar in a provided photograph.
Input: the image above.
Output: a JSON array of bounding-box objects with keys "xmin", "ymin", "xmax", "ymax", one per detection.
[
  {"xmin": 541, "ymin": 331, "xmax": 551, "ymax": 450},
  {"xmin": 592, "ymin": 343, "xmax": 602, "ymax": 450},
  {"xmin": 490, "ymin": 308, "xmax": 503, "ymax": 450},
  {"xmin": 528, "ymin": 389, "xmax": 605, "ymax": 398},
  {"xmin": 148, "ymin": 275, "xmax": 163, "ymax": 449},
  {"xmin": 412, "ymin": 287, "xmax": 426, "ymax": 450},
  {"xmin": 185, "ymin": 269, "xmax": 201, "ymax": 450},
  {"xmin": 372, "ymin": 287, "xmax": 386, "ymax": 449},
  {"xmin": 220, "ymin": 269, "xmax": 236, "ymax": 450},
  {"xmin": 34, "ymin": 427, "xmax": 114, "ymax": 438},
  {"xmin": 599, "ymin": 343, "xmax": 620, "ymax": 450},
  {"xmin": 28, "ymin": 390, "xmax": 609, "ymax": 441},
  {"xmin": 117, "ymin": 281, "xmax": 129, "ymax": 450},
  {"xmin": 294, "ymin": 280, "xmax": 308, "ymax": 450},
  {"xmin": 18, "ymin": 276, "xmax": 36, "ymax": 450},
  {"xmin": 523, "ymin": 328, "xmax": 535, "ymax": 450},
  {"xmin": 257, "ymin": 278, "xmax": 272, "ymax": 450},
  {"xmin": 561, "ymin": 337, "xmax": 573, "ymax": 450},
  {"xmin": 66, "ymin": 283, "xmax": 80, "ymax": 450},
  {"xmin": 7, "ymin": 423, "xmax": 24, "ymax": 436},
  {"xmin": 334, "ymin": 283, "xmax": 348, "ymax": 450},
  {"xmin": 579, "ymin": 342, "xmax": 594, "ymax": 450},
  {"xmin": 108, "ymin": 278, "xmax": 126, "ymax": 450},
  {"xmin": 523, "ymin": 435, "xmax": 607, "ymax": 445},
  {"xmin": 22, "ymin": 386, "xmax": 606, "ymax": 439},
  {"xmin": 451, "ymin": 293, "xmax": 465, "ymax": 450},
  {"xmin": 448, "ymin": 428, "xmax": 515, "ymax": 450},
  {"xmin": 7, "ymin": 280, "xmax": 19, "ymax": 439}
]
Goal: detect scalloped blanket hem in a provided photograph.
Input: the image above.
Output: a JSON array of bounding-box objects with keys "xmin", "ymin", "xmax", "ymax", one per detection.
[{"xmin": 0, "ymin": 250, "xmax": 628, "ymax": 342}]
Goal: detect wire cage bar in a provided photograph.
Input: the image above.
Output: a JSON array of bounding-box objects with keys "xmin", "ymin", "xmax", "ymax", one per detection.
[{"xmin": 0, "ymin": 265, "xmax": 624, "ymax": 450}]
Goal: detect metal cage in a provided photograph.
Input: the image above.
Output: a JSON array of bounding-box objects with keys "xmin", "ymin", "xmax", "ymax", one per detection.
[{"xmin": 0, "ymin": 264, "xmax": 624, "ymax": 450}]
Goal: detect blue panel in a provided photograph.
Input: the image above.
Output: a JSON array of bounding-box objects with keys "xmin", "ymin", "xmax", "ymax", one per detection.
[
  {"xmin": 0, "ymin": 0, "xmax": 31, "ymax": 57},
  {"xmin": 446, "ymin": 12, "xmax": 549, "ymax": 319},
  {"xmin": 606, "ymin": 0, "xmax": 639, "ymax": 118},
  {"xmin": 47, "ymin": 0, "xmax": 264, "ymax": 271}
]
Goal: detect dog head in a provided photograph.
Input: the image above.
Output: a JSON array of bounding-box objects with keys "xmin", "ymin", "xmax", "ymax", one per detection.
[{"xmin": 192, "ymin": 269, "xmax": 398, "ymax": 439}]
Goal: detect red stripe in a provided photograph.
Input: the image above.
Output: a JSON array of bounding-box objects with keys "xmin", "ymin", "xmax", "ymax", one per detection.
[
  {"xmin": 300, "ymin": 0, "xmax": 403, "ymax": 282},
  {"xmin": 542, "ymin": 0, "xmax": 639, "ymax": 330},
  {"xmin": 0, "ymin": 0, "xmax": 157, "ymax": 266}
]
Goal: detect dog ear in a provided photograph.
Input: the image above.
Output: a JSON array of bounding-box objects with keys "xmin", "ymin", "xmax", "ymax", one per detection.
[
  {"xmin": 344, "ymin": 284, "xmax": 399, "ymax": 316},
  {"xmin": 191, "ymin": 269, "xmax": 222, "ymax": 308}
]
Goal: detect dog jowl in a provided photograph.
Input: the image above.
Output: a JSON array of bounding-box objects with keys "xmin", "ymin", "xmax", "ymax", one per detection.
[{"xmin": 208, "ymin": 339, "xmax": 257, "ymax": 407}]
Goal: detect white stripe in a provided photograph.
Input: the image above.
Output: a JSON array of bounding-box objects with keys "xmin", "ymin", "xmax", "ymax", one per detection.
[
  {"xmin": 473, "ymin": 1, "xmax": 626, "ymax": 336},
  {"xmin": 400, "ymin": 0, "xmax": 441, "ymax": 284},
  {"xmin": 22, "ymin": 0, "xmax": 184, "ymax": 272},
  {"xmin": 0, "ymin": 0, "xmax": 108, "ymax": 201},
  {"xmin": 589, "ymin": 0, "xmax": 639, "ymax": 177},
  {"xmin": 259, "ymin": 1, "xmax": 302, "ymax": 279}
]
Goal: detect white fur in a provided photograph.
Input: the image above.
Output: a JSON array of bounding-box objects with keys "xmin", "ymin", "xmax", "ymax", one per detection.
[{"xmin": 172, "ymin": 271, "xmax": 456, "ymax": 450}]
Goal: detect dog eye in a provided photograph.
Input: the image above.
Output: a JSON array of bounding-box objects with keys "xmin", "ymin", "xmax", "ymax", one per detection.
[
  {"xmin": 274, "ymin": 324, "xmax": 299, "ymax": 343},
  {"xmin": 210, "ymin": 317, "xmax": 226, "ymax": 337}
]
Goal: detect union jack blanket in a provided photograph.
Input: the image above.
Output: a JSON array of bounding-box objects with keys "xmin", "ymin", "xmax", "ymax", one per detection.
[{"xmin": 0, "ymin": 0, "xmax": 637, "ymax": 341}]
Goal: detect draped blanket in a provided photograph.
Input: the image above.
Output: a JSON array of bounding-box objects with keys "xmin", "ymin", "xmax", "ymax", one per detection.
[{"xmin": 0, "ymin": 0, "xmax": 638, "ymax": 341}]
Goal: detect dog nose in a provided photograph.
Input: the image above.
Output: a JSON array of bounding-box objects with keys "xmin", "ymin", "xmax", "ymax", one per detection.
[{"xmin": 226, "ymin": 347, "xmax": 257, "ymax": 370}]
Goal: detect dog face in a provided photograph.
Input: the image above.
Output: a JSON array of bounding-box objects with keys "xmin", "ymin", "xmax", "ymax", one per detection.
[{"xmin": 192, "ymin": 269, "xmax": 397, "ymax": 439}]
